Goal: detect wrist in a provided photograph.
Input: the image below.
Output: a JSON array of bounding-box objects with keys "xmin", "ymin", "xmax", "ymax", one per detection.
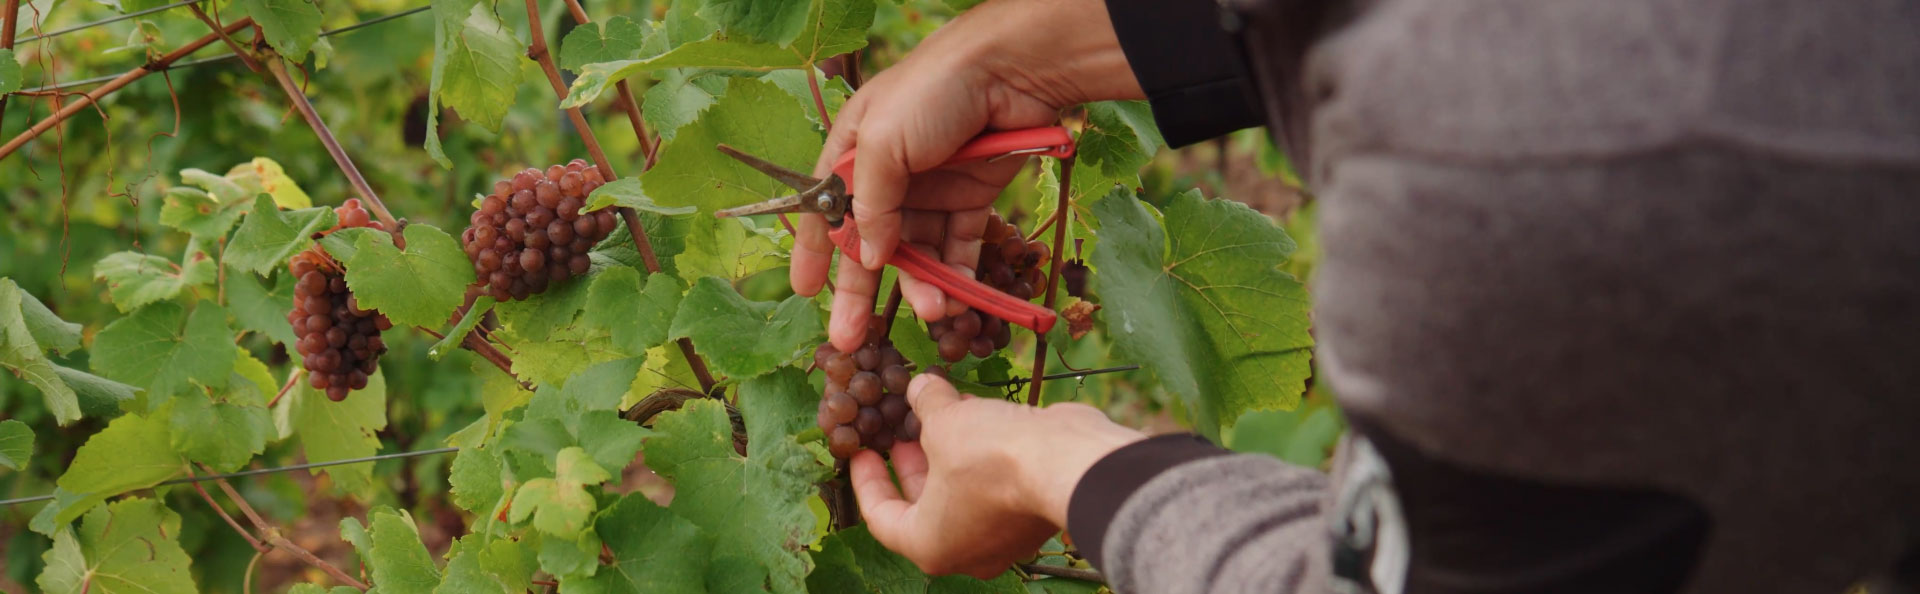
[
  {"xmin": 959, "ymin": 0, "xmax": 1145, "ymax": 108},
  {"xmin": 1014, "ymin": 404, "xmax": 1146, "ymax": 528}
]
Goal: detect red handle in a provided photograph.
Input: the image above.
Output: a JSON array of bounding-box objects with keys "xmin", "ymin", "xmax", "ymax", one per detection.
[
  {"xmin": 831, "ymin": 127, "xmax": 1075, "ymax": 195},
  {"xmin": 828, "ymin": 219, "xmax": 1058, "ymax": 334}
]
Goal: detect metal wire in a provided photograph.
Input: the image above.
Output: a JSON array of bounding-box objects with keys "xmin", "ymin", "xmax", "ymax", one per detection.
[
  {"xmin": 980, "ymin": 364, "xmax": 1140, "ymax": 387},
  {"xmin": 17, "ymin": 5, "xmax": 430, "ymax": 94},
  {"xmin": 0, "ymin": 446, "xmax": 458, "ymax": 508},
  {"xmin": 13, "ymin": 0, "xmax": 211, "ymax": 45}
]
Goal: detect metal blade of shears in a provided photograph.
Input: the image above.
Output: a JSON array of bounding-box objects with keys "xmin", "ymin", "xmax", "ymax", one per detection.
[{"xmin": 716, "ymin": 143, "xmax": 819, "ymax": 192}]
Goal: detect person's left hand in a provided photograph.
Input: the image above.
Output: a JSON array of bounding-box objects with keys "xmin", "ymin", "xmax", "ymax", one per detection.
[{"xmin": 850, "ymin": 374, "xmax": 1145, "ymax": 578}]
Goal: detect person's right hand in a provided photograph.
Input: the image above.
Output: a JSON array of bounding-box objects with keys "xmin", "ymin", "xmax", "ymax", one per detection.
[
  {"xmin": 849, "ymin": 375, "xmax": 1145, "ymax": 578},
  {"xmin": 794, "ymin": 0, "xmax": 1144, "ymax": 352}
]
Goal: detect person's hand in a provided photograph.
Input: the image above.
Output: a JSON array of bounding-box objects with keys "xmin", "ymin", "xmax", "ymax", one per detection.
[
  {"xmin": 794, "ymin": 0, "xmax": 1144, "ymax": 352},
  {"xmin": 850, "ymin": 375, "xmax": 1145, "ymax": 578}
]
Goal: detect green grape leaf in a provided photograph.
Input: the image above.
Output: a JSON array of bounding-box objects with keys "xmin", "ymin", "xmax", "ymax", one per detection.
[
  {"xmin": 0, "ymin": 49, "xmax": 20, "ymax": 95},
  {"xmin": 638, "ymin": 78, "xmax": 821, "ymax": 213},
  {"xmin": 0, "ymin": 419, "xmax": 33, "ymax": 470},
  {"xmin": 738, "ymin": 367, "xmax": 818, "ymax": 443},
  {"xmin": 92, "ymin": 303, "xmax": 234, "ymax": 402},
  {"xmin": 699, "ymin": 0, "xmax": 809, "ymax": 46},
  {"xmin": 523, "ymin": 357, "xmax": 638, "ymax": 431},
  {"xmin": 339, "ymin": 517, "xmax": 373, "ymax": 567},
  {"xmin": 1089, "ymin": 190, "xmax": 1313, "ymax": 432},
  {"xmin": 1225, "ymin": 391, "xmax": 1344, "ymax": 468},
  {"xmin": 225, "ymin": 157, "xmax": 315, "ymax": 209},
  {"xmin": 625, "ymin": 344, "xmax": 703, "ymax": 408},
  {"xmin": 566, "ymin": 494, "xmax": 712, "ymax": 594},
  {"xmin": 762, "ymin": 68, "xmax": 850, "ymax": 129},
  {"xmin": 1, "ymin": 279, "xmax": 84, "ymax": 423},
  {"xmin": 434, "ymin": 5, "xmax": 525, "ymax": 133},
  {"xmin": 343, "ymin": 224, "xmax": 474, "ymax": 330},
  {"xmin": 563, "ymin": 0, "xmax": 870, "ymax": 108},
  {"xmin": 668, "ymin": 277, "xmax": 822, "ymax": 380},
  {"xmin": 54, "ymin": 413, "xmax": 181, "ymax": 524},
  {"xmin": 646, "ymin": 399, "xmax": 831, "ymax": 594},
  {"xmin": 1076, "ymin": 101, "xmax": 1163, "ymax": 179},
  {"xmin": 642, "ymin": 70, "xmax": 727, "ymax": 141},
  {"xmin": 585, "ymin": 267, "xmax": 684, "ymax": 357},
  {"xmin": 582, "ymin": 178, "xmax": 699, "ymax": 216},
  {"xmin": 179, "ymin": 168, "xmax": 252, "ymax": 203},
  {"xmin": 167, "ymin": 349, "xmax": 275, "ymax": 472},
  {"xmin": 236, "ymin": 0, "xmax": 322, "ymax": 59},
  {"xmin": 10, "ymin": 280, "xmax": 79, "ymax": 355},
  {"xmin": 158, "ymin": 187, "xmax": 249, "ymax": 239},
  {"xmin": 560, "ymin": 15, "xmax": 646, "ymax": 72},
  {"xmin": 449, "ymin": 445, "xmax": 506, "ymax": 514},
  {"xmin": 55, "ymin": 366, "xmax": 140, "ymax": 419},
  {"xmin": 36, "ymin": 498, "xmax": 197, "ymax": 594},
  {"xmin": 504, "ymin": 322, "xmax": 624, "ymax": 389},
  {"xmin": 227, "ymin": 272, "xmax": 297, "ymax": 348},
  {"xmin": 367, "ymin": 507, "xmax": 443, "ymax": 594},
  {"xmin": 508, "ymin": 447, "xmax": 608, "ymax": 538},
  {"xmin": 806, "ymin": 525, "xmax": 1025, "ymax": 594},
  {"xmin": 493, "ymin": 273, "xmax": 592, "ymax": 342},
  {"xmin": 226, "ymin": 196, "xmax": 338, "ymax": 276},
  {"xmin": 272, "ymin": 369, "xmax": 388, "ymax": 491},
  {"xmin": 436, "ymin": 536, "xmax": 533, "ymax": 594},
  {"xmin": 675, "ymin": 215, "xmax": 788, "ymax": 282},
  {"xmin": 92, "ymin": 249, "xmax": 216, "ymax": 312},
  {"xmin": 429, "ymin": 297, "xmax": 494, "ymax": 360}
]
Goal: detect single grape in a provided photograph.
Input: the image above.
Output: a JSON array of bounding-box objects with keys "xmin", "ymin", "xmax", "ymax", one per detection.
[
  {"xmin": 882, "ymin": 365, "xmax": 911, "ymax": 394},
  {"xmin": 969, "ymin": 336, "xmax": 994, "ymax": 359},
  {"xmin": 869, "ymin": 432, "xmax": 894, "ymax": 452},
  {"xmin": 823, "ymin": 353, "xmax": 857, "ymax": 381},
  {"xmin": 521, "ymin": 249, "xmax": 546, "ymax": 272},
  {"xmin": 937, "ymin": 332, "xmax": 968, "ymax": 362},
  {"xmin": 326, "ymin": 385, "xmax": 350, "ymax": 402},
  {"xmin": 849, "ymin": 372, "xmax": 882, "ymax": 405},
  {"xmin": 854, "ymin": 344, "xmax": 881, "ymax": 370},
  {"xmin": 879, "ymin": 393, "xmax": 909, "ymax": 425},
  {"xmin": 828, "ymin": 426, "xmax": 862, "ymax": 459},
  {"xmin": 896, "ymin": 412, "xmax": 921, "ymax": 441},
  {"xmin": 951, "ymin": 310, "xmax": 982, "ymax": 337},
  {"xmin": 854, "ymin": 407, "xmax": 883, "ymax": 435},
  {"xmin": 825, "ymin": 392, "xmax": 859, "ymax": 424}
]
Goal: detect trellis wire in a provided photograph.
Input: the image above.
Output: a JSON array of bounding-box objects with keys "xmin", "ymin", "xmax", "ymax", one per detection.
[
  {"xmin": 14, "ymin": 0, "xmax": 210, "ymax": 45},
  {"xmin": 0, "ymin": 446, "xmax": 457, "ymax": 508},
  {"xmin": 981, "ymin": 364, "xmax": 1140, "ymax": 388},
  {"xmin": 18, "ymin": 4, "xmax": 430, "ymax": 94}
]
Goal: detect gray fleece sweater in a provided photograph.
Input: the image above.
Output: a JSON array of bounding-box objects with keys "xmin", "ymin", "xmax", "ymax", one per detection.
[{"xmin": 1074, "ymin": 1, "xmax": 1920, "ymax": 593}]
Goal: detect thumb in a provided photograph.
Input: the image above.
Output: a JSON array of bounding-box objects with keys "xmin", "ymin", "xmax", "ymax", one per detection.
[{"xmin": 906, "ymin": 374, "xmax": 962, "ymax": 416}]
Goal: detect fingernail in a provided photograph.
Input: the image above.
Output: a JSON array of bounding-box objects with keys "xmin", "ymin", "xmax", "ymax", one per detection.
[{"xmin": 860, "ymin": 240, "xmax": 883, "ymax": 269}]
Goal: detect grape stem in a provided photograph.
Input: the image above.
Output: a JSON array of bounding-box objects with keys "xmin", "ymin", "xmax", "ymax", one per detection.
[
  {"xmin": 417, "ymin": 325, "xmax": 533, "ymax": 391},
  {"xmin": 806, "ymin": 65, "xmax": 833, "ymax": 130},
  {"xmin": 0, "ymin": 16, "xmax": 255, "ymax": 161},
  {"xmin": 556, "ymin": 0, "xmax": 654, "ymax": 164},
  {"xmin": 0, "ymin": 0, "xmax": 22, "ymax": 133},
  {"xmin": 1026, "ymin": 158, "xmax": 1073, "ymax": 406},
  {"xmin": 267, "ymin": 369, "xmax": 304, "ymax": 408},
  {"xmin": 192, "ymin": 463, "xmax": 372, "ymax": 591},
  {"xmin": 524, "ymin": 0, "xmax": 718, "ymax": 395}
]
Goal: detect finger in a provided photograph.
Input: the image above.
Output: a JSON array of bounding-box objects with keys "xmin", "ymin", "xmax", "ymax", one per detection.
[
  {"xmin": 941, "ymin": 207, "xmax": 990, "ymax": 317},
  {"xmin": 790, "ymin": 213, "xmax": 834, "ymax": 297},
  {"xmin": 906, "ymin": 374, "xmax": 962, "ymax": 416},
  {"xmin": 887, "ymin": 440, "xmax": 930, "ymax": 501},
  {"xmin": 829, "ymin": 252, "xmax": 881, "ymax": 352},
  {"xmin": 896, "ymin": 214, "xmax": 949, "ymax": 318},
  {"xmin": 813, "ymin": 92, "xmax": 868, "ymax": 178},
  {"xmin": 850, "ymin": 121, "xmax": 913, "ymax": 270},
  {"xmin": 850, "ymin": 449, "xmax": 916, "ymax": 552}
]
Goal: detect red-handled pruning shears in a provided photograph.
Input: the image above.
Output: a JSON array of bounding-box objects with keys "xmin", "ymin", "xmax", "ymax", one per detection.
[{"xmin": 714, "ymin": 127, "xmax": 1075, "ymax": 334}]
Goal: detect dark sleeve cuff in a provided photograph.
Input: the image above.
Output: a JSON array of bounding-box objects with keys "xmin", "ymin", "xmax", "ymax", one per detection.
[
  {"xmin": 1103, "ymin": 0, "xmax": 1265, "ymax": 147},
  {"xmin": 1067, "ymin": 433, "xmax": 1232, "ymax": 569}
]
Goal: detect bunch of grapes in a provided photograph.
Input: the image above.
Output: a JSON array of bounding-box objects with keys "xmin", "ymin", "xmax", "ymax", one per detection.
[
  {"xmin": 926, "ymin": 213, "xmax": 1052, "ymax": 362},
  {"xmin": 815, "ymin": 322, "xmax": 926, "ymax": 459},
  {"xmin": 461, "ymin": 159, "xmax": 620, "ymax": 302},
  {"xmin": 288, "ymin": 199, "xmax": 393, "ymax": 402}
]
